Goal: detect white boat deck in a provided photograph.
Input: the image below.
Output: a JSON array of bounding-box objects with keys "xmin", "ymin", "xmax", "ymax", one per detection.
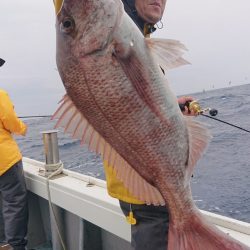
[{"xmin": 23, "ymin": 157, "xmax": 250, "ymax": 247}]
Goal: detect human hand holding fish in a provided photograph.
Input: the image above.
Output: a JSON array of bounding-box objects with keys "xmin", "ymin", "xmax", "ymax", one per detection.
[{"xmin": 52, "ymin": 0, "xmax": 250, "ymax": 249}]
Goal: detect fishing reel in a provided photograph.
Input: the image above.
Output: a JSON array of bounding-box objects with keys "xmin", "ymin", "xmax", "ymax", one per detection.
[
  {"xmin": 179, "ymin": 100, "xmax": 250, "ymax": 134},
  {"xmin": 179, "ymin": 100, "xmax": 218, "ymax": 116}
]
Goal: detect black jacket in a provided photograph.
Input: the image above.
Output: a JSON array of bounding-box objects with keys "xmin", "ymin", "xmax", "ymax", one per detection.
[{"xmin": 122, "ymin": 0, "xmax": 156, "ymax": 36}]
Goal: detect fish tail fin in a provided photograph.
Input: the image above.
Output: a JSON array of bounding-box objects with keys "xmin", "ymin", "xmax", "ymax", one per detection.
[{"xmin": 168, "ymin": 211, "xmax": 249, "ymax": 250}]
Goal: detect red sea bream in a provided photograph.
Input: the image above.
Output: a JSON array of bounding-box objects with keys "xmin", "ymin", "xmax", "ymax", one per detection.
[{"xmin": 52, "ymin": 0, "xmax": 250, "ymax": 249}]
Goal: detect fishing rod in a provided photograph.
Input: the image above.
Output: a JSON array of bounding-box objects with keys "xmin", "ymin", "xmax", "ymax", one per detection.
[
  {"xmin": 19, "ymin": 115, "xmax": 52, "ymax": 119},
  {"xmin": 19, "ymin": 102, "xmax": 250, "ymax": 134},
  {"xmin": 200, "ymin": 113, "xmax": 250, "ymax": 133},
  {"xmin": 181, "ymin": 100, "xmax": 250, "ymax": 134}
]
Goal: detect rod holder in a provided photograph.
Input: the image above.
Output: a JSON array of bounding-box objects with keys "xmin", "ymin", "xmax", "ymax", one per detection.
[{"xmin": 42, "ymin": 130, "xmax": 62, "ymax": 176}]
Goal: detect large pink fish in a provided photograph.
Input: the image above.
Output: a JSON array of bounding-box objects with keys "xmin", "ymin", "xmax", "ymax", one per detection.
[{"xmin": 52, "ymin": 0, "xmax": 249, "ymax": 249}]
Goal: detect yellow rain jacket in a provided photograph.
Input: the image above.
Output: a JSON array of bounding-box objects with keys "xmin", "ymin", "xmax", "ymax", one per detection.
[
  {"xmin": 104, "ymin": 161, "xmax": 144, "ymax": 204},
  {"xmin": 0, "ymin": 89, "xmax": 27, "ymax": 176}
]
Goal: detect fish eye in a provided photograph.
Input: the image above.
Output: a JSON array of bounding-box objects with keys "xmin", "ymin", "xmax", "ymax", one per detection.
[{"xmin": 60, "ymin": 17, "xmax": 75, "ymax": 34}]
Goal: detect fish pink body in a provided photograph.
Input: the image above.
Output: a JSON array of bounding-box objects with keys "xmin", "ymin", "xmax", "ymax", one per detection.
[{"xmin": 53, "ymin": 0, "xmax": 249, "ymax": 249}]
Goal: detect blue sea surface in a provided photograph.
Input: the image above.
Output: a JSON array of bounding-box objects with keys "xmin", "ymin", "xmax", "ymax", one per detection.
[{"xmin": 17, "ymin": 84, "xmax": 250, "ymax": 223}]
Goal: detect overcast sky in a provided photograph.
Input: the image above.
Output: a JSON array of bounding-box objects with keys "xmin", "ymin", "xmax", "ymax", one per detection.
[{"xmin": 0, "ymin": 0, "xmax": 249, "ymax": 116}]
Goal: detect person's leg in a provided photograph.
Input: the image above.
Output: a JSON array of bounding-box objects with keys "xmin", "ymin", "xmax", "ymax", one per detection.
[
  {"xmin": 0, "ymin": 161, "xmax": 28, "ymax": 250},
  {"xmin": 119, "ymin": 200, "xmax": 169, "ymax": 250}
]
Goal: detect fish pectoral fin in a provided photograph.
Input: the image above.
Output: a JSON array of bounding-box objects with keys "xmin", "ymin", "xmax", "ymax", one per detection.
[
  {"xmin": 52, "ymin": 95, "xmax": 165, "ymax": 206},
  {"xmin": 185, "ymin": 117, "xmax": 212, "ymax": 177},
  {"xmin": 118, "ymin": 52, "xmax": 168, "ymax": 121},
  {"xmin": 146, "ymin": 38, "xmax": 190, "ymax": 72}
]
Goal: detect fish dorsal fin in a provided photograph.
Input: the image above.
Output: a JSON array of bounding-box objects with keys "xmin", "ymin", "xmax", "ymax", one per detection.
[
  {"xmin": 146, "ymin": 38, "xmax": 190, "ymax": 72},
  {"xmin": 52, "ymin": 95, "xmax": 165, "ymax": 206},
  {"xmin": 185, "ymin": 117, "xmax": 211, "ymax": 178}
]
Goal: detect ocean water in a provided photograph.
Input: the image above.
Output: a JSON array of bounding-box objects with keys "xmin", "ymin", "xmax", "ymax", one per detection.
[{"xmin": 16, "ymin": 84, "xmax": 250, "ymax": 223}]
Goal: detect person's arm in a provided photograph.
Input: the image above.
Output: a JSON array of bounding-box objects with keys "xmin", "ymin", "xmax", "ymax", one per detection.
[{"xmin": 0, "ymin": 90, "xmax": 27, "ymax": 135}]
